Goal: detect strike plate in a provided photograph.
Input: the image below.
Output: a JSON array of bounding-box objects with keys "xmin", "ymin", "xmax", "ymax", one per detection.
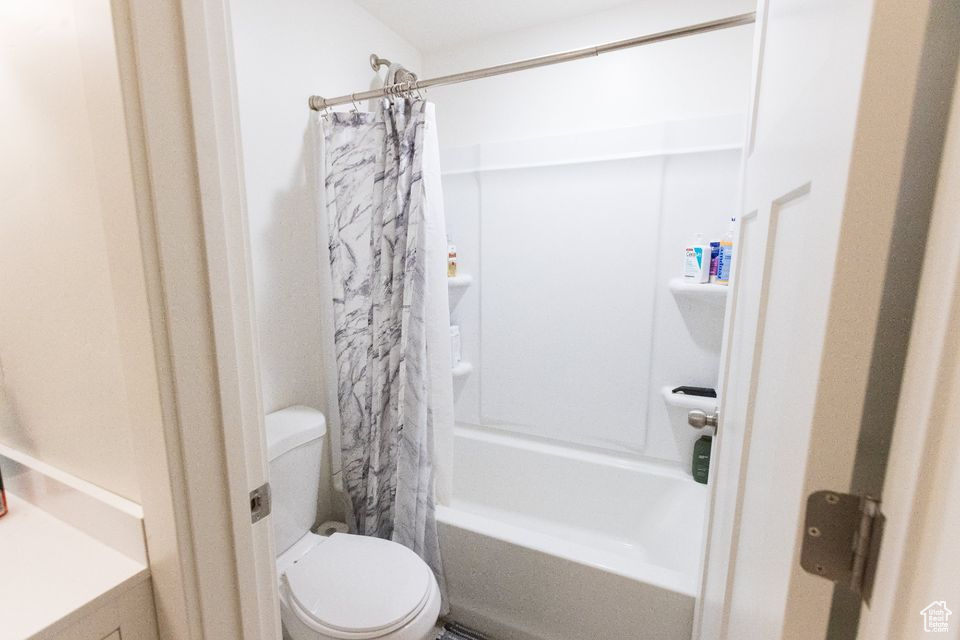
[{"xmin": 250, "ymin": 482, "xmax": 272, "ymax": 524}]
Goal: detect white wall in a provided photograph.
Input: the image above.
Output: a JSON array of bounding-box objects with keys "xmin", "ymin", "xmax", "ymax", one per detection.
[
  {"xmin": 423, "ymin": 0, "xmax": 755, "ymax": 148},
  {"xmin": 430, "ymin": 0, "xmax": 754, "ymax": 469},
  {"xmin": 443, "ymin": 119, "xmax": 742, "ymax": 467},
  {"xmin": 0, "ymin": 0, "xmax": 160, "ymax": 502},
  {"xmin": 476, "ymin": 155, "xmax": 661, "ymax": 453},
  {"xmin": 229, "ymin": 0, "xmax": 422, "ymax": 521}
]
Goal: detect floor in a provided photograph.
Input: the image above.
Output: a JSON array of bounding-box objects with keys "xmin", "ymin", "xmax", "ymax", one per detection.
[{"xmin": 435, "ymin": 620, "xmax": 491, "ymax": 640}]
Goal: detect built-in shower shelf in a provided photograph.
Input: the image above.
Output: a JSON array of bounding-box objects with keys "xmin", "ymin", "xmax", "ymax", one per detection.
[
  {"xmin": 452, "ymin": 361, "xmax": 474, "ymax": 378},
  {"xmin": 448, "ymin": 274, "xmax": 473, "ymax": 289},
  {"xmin": 668, "ymin": 277, "xmax": 728, "ymax": 302},
  {"xmin": 661, "ymin": 386, "xmax": 718, "ymax": 412}
]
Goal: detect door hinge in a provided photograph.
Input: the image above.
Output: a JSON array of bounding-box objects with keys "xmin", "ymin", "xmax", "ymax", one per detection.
[
  {"xmin": 250, "ymin": 482, "xmax": 272, "ymax": 524},
  {"xmin": 800, "ymin": 490, "xmax": 884, "ymax": 603}
]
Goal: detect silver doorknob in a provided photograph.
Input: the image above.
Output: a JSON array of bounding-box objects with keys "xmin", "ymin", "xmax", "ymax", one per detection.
[{"xmin": 688, "ymin": 409, "xmax": 719, "ymax": 430}]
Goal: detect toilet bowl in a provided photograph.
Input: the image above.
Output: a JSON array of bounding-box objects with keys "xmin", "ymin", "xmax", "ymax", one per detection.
[
  {"xmin": 277, "ymin": 532, "xmax": 441, "ymax": 640},
  {"xmin": 266, "ymin": 406, "xmax": 441, "ymax": 640}
]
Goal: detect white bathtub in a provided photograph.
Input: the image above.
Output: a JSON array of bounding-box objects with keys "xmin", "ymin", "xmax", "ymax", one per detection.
[{"xmin": 436, "ymin": 424, "xmax": 708, "ymax": 640}]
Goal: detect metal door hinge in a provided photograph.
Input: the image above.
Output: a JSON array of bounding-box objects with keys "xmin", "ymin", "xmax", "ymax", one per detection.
[
  {"xmin": 250, "ymin": 482, "xmax": 271, "ymax": 524},
  {"xmin": 800, "ymin": 491, "xmax": 884, "ymax": 603}
]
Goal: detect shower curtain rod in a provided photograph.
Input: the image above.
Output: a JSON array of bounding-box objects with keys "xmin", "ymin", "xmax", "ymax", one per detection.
[{"xmin": 308, "ymin": 12, "xmax": 755, "ymax": 111}]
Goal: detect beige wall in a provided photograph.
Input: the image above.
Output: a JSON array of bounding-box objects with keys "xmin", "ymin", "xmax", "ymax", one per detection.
[{"xmin": 0, "ymin": 0, "xmax": 158, "ymax": 502}]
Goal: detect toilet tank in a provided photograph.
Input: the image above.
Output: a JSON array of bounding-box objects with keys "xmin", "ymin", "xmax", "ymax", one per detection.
[{"xmin": 265, "ymin": 406, "xmax": 327, "ymax": 554}]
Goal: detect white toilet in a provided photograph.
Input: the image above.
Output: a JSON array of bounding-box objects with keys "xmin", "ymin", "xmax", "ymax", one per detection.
[{"xmin": 266, "ymin": 406, "xmax": 441, "ymax": 640}]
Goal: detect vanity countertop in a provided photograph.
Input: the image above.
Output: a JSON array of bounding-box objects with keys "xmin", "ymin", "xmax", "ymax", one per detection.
[{"xmin": 0, "ymin": 493, "xmax": 150, "ymax": 639}]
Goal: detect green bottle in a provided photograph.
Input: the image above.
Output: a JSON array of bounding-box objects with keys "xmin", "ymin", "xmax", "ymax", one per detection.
[{"xmin": 692, "ymin": 436, "xmax": 712, "ymax": 484}]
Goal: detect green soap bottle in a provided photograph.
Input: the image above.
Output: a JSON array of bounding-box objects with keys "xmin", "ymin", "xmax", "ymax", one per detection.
[{"xmin": 692, "ymin": 435, "xmax": 712, "ymax": 484}]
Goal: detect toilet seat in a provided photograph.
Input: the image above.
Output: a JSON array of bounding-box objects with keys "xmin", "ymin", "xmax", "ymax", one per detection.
[{"xmin": 282, "ymin": 533, "xmax": 435, "ymax": 639}]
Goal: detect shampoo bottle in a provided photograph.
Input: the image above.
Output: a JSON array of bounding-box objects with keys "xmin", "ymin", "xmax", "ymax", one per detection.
[
  {"xmin": 449, "ymin": 325, "xmax": 462, "ymax": 368},
  {"xmin": 693, "ymin": 435, "xmax": 712, "ymax": 484},
  {"xmin": 683, "ymin": 233, "xmax": 710, "ymax": 283},
  {"xmin": 709, "ymin": 241, "xmax": 721, "ymax": 283},
  {"xmin": 447, "ymin": 242, "xmax": 458, "ymax": 278},
  {"xmin": 716, "ymin": 218, "xmax": 736, "ymax": 285}
]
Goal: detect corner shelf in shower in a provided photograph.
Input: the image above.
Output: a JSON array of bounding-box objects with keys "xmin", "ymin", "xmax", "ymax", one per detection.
[
  {"xmin": 661, "ymin": 386, "xmax": 718, "ymax": 412},
  {"xmin": 668, "ymin": 277, "xmax": 728, "ymax": 303},
  {"xmin": 447, "ymin": 274, "xmax": 473, "ymax": 289},
  {"xmin": 451, "ymin": 361, "xmax": 473, "ymax": 378}
]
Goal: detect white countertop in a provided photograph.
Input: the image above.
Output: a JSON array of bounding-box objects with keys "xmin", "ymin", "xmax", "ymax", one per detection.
[{"xmin": 0, "ymin": 493, "xmax": 150, "ymax": 639}]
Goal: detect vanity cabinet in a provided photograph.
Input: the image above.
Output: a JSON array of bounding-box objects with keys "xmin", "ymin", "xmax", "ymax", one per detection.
[
  {"xmin": 45, "ymin": 579, "xmax": 157, "ymax": 640},
  {"xmin": 0, "ymin": 450, "xmax": 159, "ymax": 640}
]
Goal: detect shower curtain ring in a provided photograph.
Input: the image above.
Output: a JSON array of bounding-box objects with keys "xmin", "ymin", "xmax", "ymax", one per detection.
[{"xmin": 350, "ymin": 93, "xmax": 361, "ymax": 113}]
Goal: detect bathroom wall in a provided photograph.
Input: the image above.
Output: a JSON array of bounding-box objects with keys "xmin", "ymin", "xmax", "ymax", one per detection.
[
  {"xmin": 429, "ymin": 0, "xmax": 754, "ymax": 468},
  {"xmin": 443, "ymin": 119, "xmax": 742, "ymax": 466},
  {"xmin": 229, "ymin": 0, "xmax": 422, "ymax": 520},
  {"xmin": 422, "ymin": 0, "xmax": 756, "ymax": 148},
  {"xmin": 0, "ymin": 0, "xmax": 160, "ymax": 502}
]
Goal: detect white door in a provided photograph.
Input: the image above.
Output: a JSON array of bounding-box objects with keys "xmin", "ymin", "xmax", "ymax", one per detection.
[
  {"xmin": 696, "ymin": 1, "xmax": 960, "ymax": 639},
  {"xmin": 121, "ymin": 0, "xmax": 283, "ymax": 637}
]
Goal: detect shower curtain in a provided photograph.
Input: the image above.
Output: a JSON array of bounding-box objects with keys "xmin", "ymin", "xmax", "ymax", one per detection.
[{"xmin": 315, "ymin": 99, "xmax": 453, "ymax": 598}]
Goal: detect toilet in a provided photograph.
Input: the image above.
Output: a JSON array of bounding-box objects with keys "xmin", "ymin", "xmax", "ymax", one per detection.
[{"xmin": 266, "ymin": 406, "xmax": 441, "ymax": 640}]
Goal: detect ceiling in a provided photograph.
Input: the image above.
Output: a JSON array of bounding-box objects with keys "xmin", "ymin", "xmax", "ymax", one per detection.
[{"xmin": 353, "ymin": 0, "xmax": 640, "ymax": 53}]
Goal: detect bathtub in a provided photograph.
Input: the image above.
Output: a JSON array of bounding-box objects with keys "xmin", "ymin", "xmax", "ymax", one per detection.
[{"xmin": 436, "ymin": 424, "xmax": 708, "ymax": 640}]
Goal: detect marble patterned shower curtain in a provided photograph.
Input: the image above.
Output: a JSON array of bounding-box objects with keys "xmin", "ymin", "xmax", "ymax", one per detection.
[{"xmin": 317, "ymin": 99, "xmax": 448, "ymax": 596}]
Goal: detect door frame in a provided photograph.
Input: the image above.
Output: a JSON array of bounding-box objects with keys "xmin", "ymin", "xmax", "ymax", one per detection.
[
  {"xmin": 857, "ymin": 60, "xmax": 960, "ymax": 638},
  {"xmin": 112, "ymin": 0, "xmax": 280, "ymax": 637}
]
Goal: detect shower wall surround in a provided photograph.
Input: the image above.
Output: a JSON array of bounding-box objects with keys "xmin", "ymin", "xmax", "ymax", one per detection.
[
  {"xmin": 442, "ymin": 115, "xmax": 743, "ymax": 464},
  {"xmin": 422, "ymin": 0, "xmax": 753, "ymax": 468}
]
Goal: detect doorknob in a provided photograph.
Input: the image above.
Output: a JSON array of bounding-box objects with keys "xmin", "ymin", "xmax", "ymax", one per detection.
[{"xmin": 688, "ymin": 409, "xmax": 719, "ymax": 430}]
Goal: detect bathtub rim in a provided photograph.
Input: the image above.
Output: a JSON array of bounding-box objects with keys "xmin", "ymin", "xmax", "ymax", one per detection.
[
  {"xmin": 436, "ymin": 503, "xmax": 698, "ymax": 598},
  {"xmin": 452, "ymin": 421, "xmax": 698, "ymax": 480},
  {"xmin": 442, "ymin": 423, "xmax": 707, "ymax": 598}
]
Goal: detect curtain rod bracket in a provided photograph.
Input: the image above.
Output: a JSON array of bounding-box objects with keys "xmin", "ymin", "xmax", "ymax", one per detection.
[{"xmin": 370, "ymin": 54, "xmax": 391, "ymax": 72}]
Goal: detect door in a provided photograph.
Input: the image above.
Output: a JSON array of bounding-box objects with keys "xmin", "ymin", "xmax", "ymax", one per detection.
[
  {"xmin": 695, "ymin": 1, "xmax": 960, "ymax": 639},
  {"xmin": 175, "ymin": 0, "xmax": 285, "ymax": 637},
  {"xmin": 117, "ymin": 0, "xmax": 283, "ymax": 637}
]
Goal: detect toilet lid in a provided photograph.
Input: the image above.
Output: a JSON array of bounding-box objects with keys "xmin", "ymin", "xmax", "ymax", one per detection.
[{"xmin": 284, "ymin": 533, "xmax": 434, "ymax": 635}]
